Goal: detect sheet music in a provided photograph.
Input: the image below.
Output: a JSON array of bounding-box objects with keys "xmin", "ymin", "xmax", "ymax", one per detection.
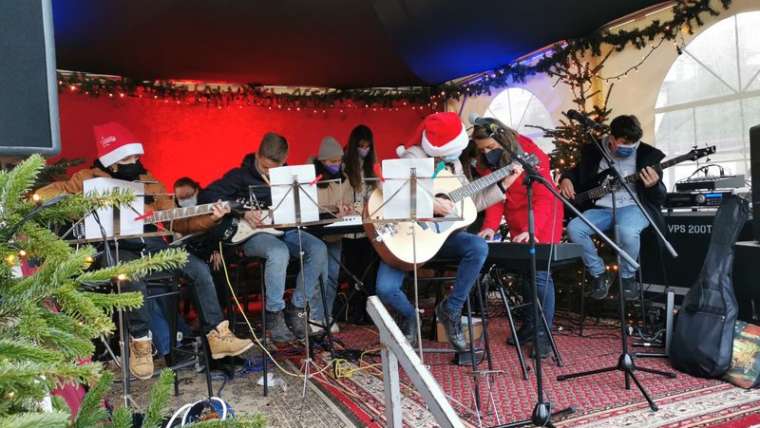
[
  {"xmin": 83, "ymin": 177, "xmax": 145, "ymax": 239},
  {"xmin": 269, "ymin": 164, "xmax": 320, "ymax": 224},
  {"xmin": 381, "ymin": 158, "xmax": 434, "ymax": 220}
]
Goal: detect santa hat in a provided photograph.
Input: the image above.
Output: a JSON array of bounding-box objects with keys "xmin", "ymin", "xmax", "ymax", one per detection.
[
  {"xmin": 93, "ymin": 122, "xmax": 144, "ymax": 167},
  {"xmin": 396, "ymin": 112, "xmax": 468, "ymax": 158}
]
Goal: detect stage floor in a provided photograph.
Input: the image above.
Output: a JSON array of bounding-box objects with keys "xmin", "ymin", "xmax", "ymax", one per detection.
[{"xmin": 110, "ymin": 317, "xmax": 760, "ymax": 427}]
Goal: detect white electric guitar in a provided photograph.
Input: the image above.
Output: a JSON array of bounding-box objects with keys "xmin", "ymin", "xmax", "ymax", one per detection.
[{"xmin": 364, "ymin": 153, "xmax": 537, "ymax": 271}]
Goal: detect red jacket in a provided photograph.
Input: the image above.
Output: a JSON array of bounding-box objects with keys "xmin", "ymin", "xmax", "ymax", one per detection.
[{"xmin": 480, "ymin": 135, "xmax": 564, "ymax": 244}]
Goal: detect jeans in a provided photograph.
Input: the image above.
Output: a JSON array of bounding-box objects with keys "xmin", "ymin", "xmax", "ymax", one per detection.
[
  {"xmin": 309, "ymin": 240, "xmax": 341, "ymax": 322},
  {"xmin": 242, "ymin": 229, "xmax": 328, "ymax": 313},
  {"xmin": 375, "ymin": 231, "xmax": 488, "ymax": 318},
  {"xmin": 567, "ymin": 205, "xmax": 650, "ymax": 279},
  {"xmin": 521, "ymin": 271, "xmax": 555, "ymax": 332},
  {"xmin": 180, "ymin": 253, "xmax": 225, "ymax": 333}
]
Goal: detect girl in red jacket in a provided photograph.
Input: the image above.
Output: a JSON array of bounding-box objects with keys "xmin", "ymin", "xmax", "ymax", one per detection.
[{"xmin": 467, "ymin": 123, "xmax": 563, "ymax": 358}]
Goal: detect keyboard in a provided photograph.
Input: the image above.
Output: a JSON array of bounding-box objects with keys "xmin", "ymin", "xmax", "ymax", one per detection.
[{"xmin": 486, "ymin": 242, "xmax": 583, "ymax": 266}]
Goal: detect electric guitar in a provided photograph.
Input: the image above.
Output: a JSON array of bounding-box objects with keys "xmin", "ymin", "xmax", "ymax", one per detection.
[
  {"xmin": 364, "ymin": 153, "xmax": 538, "ymax": 271},
  {"xmin": 573, "ymin": 146, "xmax": 716, "ymax": 208}
]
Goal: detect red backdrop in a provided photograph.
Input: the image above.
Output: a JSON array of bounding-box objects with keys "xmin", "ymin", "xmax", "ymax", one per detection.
[{"xmin": 53, "ymin": 92, "xmax": 432, "ymax": 188}]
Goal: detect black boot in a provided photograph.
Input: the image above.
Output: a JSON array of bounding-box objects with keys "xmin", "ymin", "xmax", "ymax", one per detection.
[
  {"xmin": 621, "ymin": 277, "xmax": 641, "ymax": 301},
  {"xmin": 529, "ymin": 334, "xmax": 552, "ymax": 359},
  {"xmin": 400, "ymin": 315, "xmax": 418, "ymax": 347},
  {"xmin": 507, "ymin": 323, "xmax": 534, "ymax": 346},
  {"xmin": 589, "ymin": 272, "xmax": 610, "ymax": 300},
  {"xmin": 435, "ymin": 299, "xmax": 466, "ymax": 352},
  {"xmin": 284, "ymin": 304, "xmax": 307, "ymax": 340},
  {"xmin": 266, "ymin": 310, "xmax": 296, "ymax": 343}
]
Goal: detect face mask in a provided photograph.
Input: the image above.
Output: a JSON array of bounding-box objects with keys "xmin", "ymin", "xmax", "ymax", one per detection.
[
  {"xmin": 111, "ymin": 161, "xmax": 145, "ymax": 181},
  {"xmin": 442, "ymin": 154, "xmax": 460, "ymax": 163},
  {"xmin": 484, "ymin": 148, "xmax": 504, "ymax": 169},
  {"xmin": 358, "ymin": 147, "xmax": 370, "ymax": 159},
  {"xmin": 178, "ymin": 195, "xmax": 197, "ymax": 207},
  {"xmin": 614, "ymin": 145, "xmax": 637, "ymax": 158},
  {"xmin": 324, "ymin": 164, "xmax": 341, "ymax": 175}
]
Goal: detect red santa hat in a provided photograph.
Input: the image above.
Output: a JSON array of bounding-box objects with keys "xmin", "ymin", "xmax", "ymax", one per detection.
[
  {"xmin": 93, "ymin": 122, "xmax": 144, "ymax": 167},
  {"xmin": 396, "ymin": 112, "xmax": 468, "ymax": 158}
]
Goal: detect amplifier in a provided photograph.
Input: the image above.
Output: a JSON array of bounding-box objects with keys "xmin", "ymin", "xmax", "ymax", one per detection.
[
  {"xmin": 675, "ymin": 174, "xmax": 745, "ymax": 191},
  {"xmin": 664, "ymin": 191, "xmax": 735, "ymax": 208},
  {"xmin": 640, "ymin": 210, "xmax": 754, "ymax": 288}
]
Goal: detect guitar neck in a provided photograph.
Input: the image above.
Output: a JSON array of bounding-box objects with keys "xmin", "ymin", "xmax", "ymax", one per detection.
[
  {"xmin": 448, "ymin": 165, "xmax": 515, "ymax": 203},
  {"xmin": 144, "ymin": 203, "xmax": 220, "ymax": 224}
]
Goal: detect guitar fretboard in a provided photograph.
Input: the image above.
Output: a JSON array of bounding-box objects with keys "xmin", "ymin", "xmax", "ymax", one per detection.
[
  {"xmin": 145, "ymin": 203, "xmax": 221, "ymax": 224},
  {"xmin": 448, "ymin": 165, "xmax": 516, "ymax": 203}
]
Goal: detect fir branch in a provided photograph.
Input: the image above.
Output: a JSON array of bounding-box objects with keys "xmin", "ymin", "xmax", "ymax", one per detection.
[
  {"xmin": 74, "ymin": 371, "xmax": 112, "ymax": 428},
  {"xmin": 142, "ymin": 370, "xmax": 175, "ymax": 428},
  {"xmin": 0, "ymin": 361, "xmax": 100, "ymax": 408},
  {"xmin": 0, "ymin": 412, "xmax": 69, "ymax": 428},
  {"xmin": 36, "ymin": 188, "xmax": 135, "ymax": 226},
  {"xmin": 0, "ymin": 339, "xmax": 62, "ymax": 364},
  {"xmin": 81, "ymin": 291, "xmax": 144, "ymax": 314},
  {"xmin": 190, "ymin": 416, "xmax": 268, "ymax": 428},
  {"xmin": 110, "ymin": 407, "xmax": 133, "ymax": 428},
  {"xmin": 77, "ymin": 248, "xmax": 188, "ymax": 283},
  {"xmin": 0, "ymin": 155, "xmax": 44, "ymax": 214}
]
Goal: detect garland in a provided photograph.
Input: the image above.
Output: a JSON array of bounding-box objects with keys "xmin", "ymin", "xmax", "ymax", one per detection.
[{"xmin": 58, "ymin": 0, "xmax": 731, "ymax": 109}]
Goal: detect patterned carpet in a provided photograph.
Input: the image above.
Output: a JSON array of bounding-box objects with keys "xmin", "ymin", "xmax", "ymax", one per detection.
[{"xmin": 307, "ymin": 318, "xmax": 760, "ymax": 427}]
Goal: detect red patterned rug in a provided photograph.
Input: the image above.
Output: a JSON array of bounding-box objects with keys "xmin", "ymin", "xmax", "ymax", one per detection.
[{"xmin": 303, "ymin": 318, "xmax": 760, "ymax": 427}]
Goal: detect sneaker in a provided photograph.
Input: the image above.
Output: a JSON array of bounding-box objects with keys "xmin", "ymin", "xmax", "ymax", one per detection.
[
  {"xmin": 621, "ymin": 277, "xmax": 641, "ymax": 301},
  {"xmin": 309, "ymin": 318, "xmax": 340, "ymax": 335},
  {"xmin": 266, "ymin": 310, "xmax": 296, "ymax": 343},
  {"xmin": 435, "ymin": 299, "xmax": 466, "ymax": 352},
  {"xmin": 284, "ymin": 304, "xmax": 307, "ymax": 340},
  {"xmin": 589, "ymin": 272, "xmax": 610, "ymax": 300},
  {"xmin": 129, "ymin": 335, "xmax": 154, "ymax": 380},
  {"xmin": 400, "ymin": 314, "xmax": 419, "ymax": 347},
  {"xmin": 207, "ymin": 321, "xmax": 255, "ymax": 359}
]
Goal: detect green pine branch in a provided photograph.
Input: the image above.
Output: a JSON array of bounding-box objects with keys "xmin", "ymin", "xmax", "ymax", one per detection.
[
  {"xmin": 77, "ymin": 248, "xmax": 188, "ymax": 284},
  {"xmin": 0, "ymin": 155, "xmax": 44, "ymax": 215},
  {"xmin": 0, "ymin": 339, "xmax": 61, "ymax": 364},
  {"xmin": 0, "ymin": 412, "xmax": 69, "ymax": 428},
  {"xmin": 74, "ymin": 371, "xmax": 112, "ymax": 428},
  {"xmin": 141, "ymin": 370, "xmax": 175, "ymax": 428}
]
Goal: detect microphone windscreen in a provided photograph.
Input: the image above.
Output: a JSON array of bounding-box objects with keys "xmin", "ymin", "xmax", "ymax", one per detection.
[{"xmin": 468, "ymin": 112, "xmax": 481, "ymax": 126}]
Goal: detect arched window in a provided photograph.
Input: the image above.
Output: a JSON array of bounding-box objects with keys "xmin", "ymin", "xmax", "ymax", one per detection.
[
  {"xmin": 485, "ymin": 87, "xmax": 555, "ymax": 154},
  {"xmin": 655, "ymin": 11, "xmax": 760, "ymax": 189}
]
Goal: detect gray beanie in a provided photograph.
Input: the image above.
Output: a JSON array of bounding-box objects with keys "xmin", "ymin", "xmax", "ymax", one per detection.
[{"xmin": 318, "ymin": 136, "xmax": 343, "ymax": 160}]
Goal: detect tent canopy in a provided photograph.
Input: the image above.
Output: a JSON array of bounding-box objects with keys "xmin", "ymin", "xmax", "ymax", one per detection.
[{"xmin": 53, "ymin": 0, "xmax": 664, "ymax": 88}]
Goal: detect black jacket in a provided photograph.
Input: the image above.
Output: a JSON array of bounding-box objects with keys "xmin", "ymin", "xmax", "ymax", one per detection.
[
  {"xmin": 200, "ymin": 153, "xmax": 272, "ymax": 208},
  {"xmin": 560, "ymin": 141, "xmax": 668, "ymax": 228}
]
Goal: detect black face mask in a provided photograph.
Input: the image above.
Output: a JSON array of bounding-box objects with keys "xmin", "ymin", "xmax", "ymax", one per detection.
[
  {"xmin": 484, "ymin": 148, "xmax": 504, "ymax": 170},
  {"xmin": 111, "ymin": 161, "xmax": 146, "ymax": 181}
]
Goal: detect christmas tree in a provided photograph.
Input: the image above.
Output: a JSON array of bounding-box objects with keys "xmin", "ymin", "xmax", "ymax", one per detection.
[{"xmin": 0, "ymin": 155, "xmax": 264, "ymax": 427}]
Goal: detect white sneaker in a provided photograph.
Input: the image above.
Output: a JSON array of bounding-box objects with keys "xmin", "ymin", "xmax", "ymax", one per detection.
[{"xmin": 309, "ymin": 318, "xmax": 340, "ymax": 334}]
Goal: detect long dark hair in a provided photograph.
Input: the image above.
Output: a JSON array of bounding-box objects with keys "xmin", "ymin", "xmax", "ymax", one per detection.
[{"xmin": 343, "ymin": 124, "xmax": 376, "ymax": 190}]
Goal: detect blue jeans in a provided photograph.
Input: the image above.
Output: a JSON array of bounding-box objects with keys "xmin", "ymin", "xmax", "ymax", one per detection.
[
  {"xmin": 375, "ymin": 231, "xmax": 488, "ymax": 318},
  {"xmin": 567, "ymin": 206, "xmax": 650, "ymax": 279},
  {"xmin": 522, "ymin": 271, "xmax": 555, "ymax": 331},
  {"xmin": 309, "ymin": 240, "xmax": 341, "ymax": 322},
  {"xmin": 243, "ymin": 230, "xmax": 328, "ymax": 313}
]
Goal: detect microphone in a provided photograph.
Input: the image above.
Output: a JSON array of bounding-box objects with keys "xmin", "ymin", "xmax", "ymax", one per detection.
[{"xmin": 565, "ymin": 109, "xmax": 605, "ymax": 130}]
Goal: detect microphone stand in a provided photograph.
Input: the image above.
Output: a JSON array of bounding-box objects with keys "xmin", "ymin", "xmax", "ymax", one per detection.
[{"xmin": 555, "ymin": 126, "xmax": 677, "ymax": 412}]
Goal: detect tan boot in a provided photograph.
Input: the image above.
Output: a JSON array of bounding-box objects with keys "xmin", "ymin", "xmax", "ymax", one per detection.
[
  {"xmin": 129, "ymin": 336, "xmax": 154, "ymax": 380},
  {"xmin": 207, "ymin": 321, "xmax": 254, "ymax": 359}
]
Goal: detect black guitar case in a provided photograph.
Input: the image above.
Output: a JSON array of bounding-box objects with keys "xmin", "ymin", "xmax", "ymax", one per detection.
[{"xmin": 670, "ymin": 195, "xmax": 749, "ymax": 378}]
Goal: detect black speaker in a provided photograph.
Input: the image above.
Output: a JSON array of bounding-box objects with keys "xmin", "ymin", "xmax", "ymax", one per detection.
[
  {"xmin": 0, "ymin": 0, "xmax": 60, "ymax": 156},
  {"xmin": 751, "ymin": 124, "xmax": 760, "ymax": 242}
]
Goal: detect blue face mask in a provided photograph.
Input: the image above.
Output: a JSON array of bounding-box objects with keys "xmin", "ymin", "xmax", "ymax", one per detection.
[
  {"xmin": 324, "ymin": 164, "xmax": 341, "ymax": 175},
  {"xmin": 484, "ymin": 148, "xmax": 504, "ymax": 169},
  {"xmin": 614, "ymin": 145, "xmax": 636, "ymax": 158}
]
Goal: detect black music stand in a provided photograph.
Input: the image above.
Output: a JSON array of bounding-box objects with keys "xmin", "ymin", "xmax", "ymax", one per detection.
[{"xmin": 555, "ymin": 117, "xmax": 677, "ymax": 412}]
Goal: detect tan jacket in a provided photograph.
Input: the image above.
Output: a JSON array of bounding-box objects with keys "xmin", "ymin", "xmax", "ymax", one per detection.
[
  {"xmin": 398, "ymin": 145, "xmax": 505, "ymax": 211},
  {"xmin": 36, "ymin": 167, "xmax": 217, "ymax": 235}
]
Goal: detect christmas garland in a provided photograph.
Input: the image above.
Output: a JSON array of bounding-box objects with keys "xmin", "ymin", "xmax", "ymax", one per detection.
[{"xmin": 58, "ymin": 0, "xmax": 731, "ymax": 109}]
